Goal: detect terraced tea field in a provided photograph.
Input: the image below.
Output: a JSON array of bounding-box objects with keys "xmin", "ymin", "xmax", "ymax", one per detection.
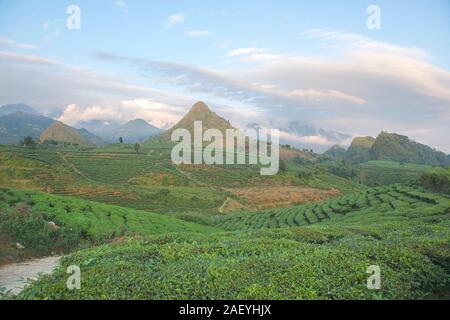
[
  {"xmin": 216, "ymin": 185, "xmax": 450, "ymax": 231},
  {"xmin": 0, "ymin": 146, "xmax": 357, "ymax": 216},
  {"xmin": 357, "ymin": 161, "xmax": 433, "ymax": 186}
]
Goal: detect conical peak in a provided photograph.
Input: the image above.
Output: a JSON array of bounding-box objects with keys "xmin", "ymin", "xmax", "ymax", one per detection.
[{"xmin": 190, "ymin": 101, "xmax": 210, "ymax": 113}]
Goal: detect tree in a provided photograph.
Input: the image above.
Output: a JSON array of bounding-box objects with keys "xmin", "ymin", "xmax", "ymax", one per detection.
[
  {"xmin": 134, "ymin": 143, "xmax": 140, "ymax": 154},
  {"xmin": 279, "ymin": 160, "xmax": 287, "ymax": 174},
  {"xmin": 119, "ymin": 137, "xmax": 123, "ymax": 144},
  {"xmin": 22, "ymin": 136, "xmax": 36, "ymax": 148}
]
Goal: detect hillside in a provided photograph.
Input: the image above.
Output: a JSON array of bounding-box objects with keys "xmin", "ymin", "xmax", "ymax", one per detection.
[
  {"xmin": 76, "ymin": 128, "xmax": 106, "ymax": 146},
  {"xmin": 0, "ymin": 104, "xmax": 38, "ymax": 116},
  {"xmin": 345, "ymin": 136, "xmax": 375, "ymax": 162},
  {"xmin": 324, "ymin": 144, "xmax": 346, "ymax": 159},
  {"xmin": 162, "ymin": 101, "xmax": 235, "ymax": 139},
  {"xmin": 14, "ymin": 184, "xmax": 450, "ymax": 300},
  {"xmin": 40, "ymin": 122, "xmax": 90, "ymax": 146},
  {"xmin": 0, "ymin": 188, "xmax": 218, "ymax": 265},
  {"xmin": 369, "ymin": 132, "xmax": 449, "ymax": 166},
  {"xmin": 0, "ymin": 112, "xmax": 55, "ymax": 145}
]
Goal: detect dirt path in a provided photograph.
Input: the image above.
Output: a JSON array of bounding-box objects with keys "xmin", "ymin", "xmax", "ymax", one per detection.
[
  {"xmin": 0, "ymin": 256, "xmax": 61, "ymax": 295},
  {"xmin": 58, "ymin": 152, "xmax": 93, "ymax": 181}
]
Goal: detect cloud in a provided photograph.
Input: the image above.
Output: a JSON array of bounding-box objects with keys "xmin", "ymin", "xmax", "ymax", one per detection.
[
  {"xmin": 115, "ymin": 0, "xmax": 128, "ymax": 13},
  {"xmin": 0, "ymin": 51, "xmax": 59, "ymax": 66},
  {"xmin": 215, "ymin": 40, "xmax": 233, "ymax": 49},
  {"xmin": 95, "ymin": 52, "xmax": 367, "ymax": 111},
  {"xmin": 185, "ymin": 30, "xmax": 211, "ymax": 37},
  {"xmin": 226, "ymin": 47, "xmax": 284, "ymax": 62},
  {"xmin": 167, "ymin": 13, "xmax": 185, "ymax": 27},
  {"xmin": 58, "ymin": 99, "xmax": 185, "ymax": 129},
  {"xmin": 301, "ymin": 29, "xmax": 428, "ymax": 58},
  {"xmin": 227, "ymin": 48, "xmax": 269, "ymax": 57},
  {"xmin": 0, "ymin": 36, "xmax": 37, "ymax": 50},
  {"xmin": 42, "ymin": 19, "xmax": 65, "ymax": 42},
  {"xmin": 0, "ymin": 51, "xmax": 197, "ymax": 122},
  {"xmin": 94, "ymin": 27, "xmax": 450, "ymax": 152},
  {"xmin": 279, "ymin": 131, "xmax": 331, "ymax": 146},
  {"xmin": 2, "ymin": 27, "xmax": 450, "ymax": 152}
]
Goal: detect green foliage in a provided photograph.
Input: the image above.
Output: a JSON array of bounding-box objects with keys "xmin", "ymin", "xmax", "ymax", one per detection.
[
  {"xmin": 21, "ymin": 136, "xmax": 36, "ymax": 148},
  {"xmin": 0, "ymin": 188, "xmax": 218, "ymax": 262},
  {"xmin": 0, "ymin": 204, "xmax": 81, "ymax": 256},
  {"xmin": 216, "ymin": 185, "xmax": 450, "ymax": 231},
  {"xmin": 17, "ymin": 229, "xmax": 449, "ymax": 300},
  {"xmin": 327, "ymin": 160, "xmax": 359, "ymax": 179},
  {"xmin": 134, "ymin": 143, "xmax": 140, "ymax": 154},
  {"xmin": 369, "ymin": 132, "xmax": 449, "ymax": 166},
  {"xmin": 357, "ymin": 160, "xmax": 433, "ymax": 186},
  {"xmin": 278, "ymin": 160, "xmax": 287, "ymax": 173},
  {"xmin": 421, "ymin": 168, "xmax": 450, "ymax": 194}
]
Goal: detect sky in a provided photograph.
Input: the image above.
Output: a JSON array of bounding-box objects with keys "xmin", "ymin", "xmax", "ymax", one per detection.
[{"xmin": 0, "ymin": 0, "xmax": 449, "ymax": 151}]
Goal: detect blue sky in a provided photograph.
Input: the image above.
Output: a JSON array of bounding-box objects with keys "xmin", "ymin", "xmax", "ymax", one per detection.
[{"xmin": 0, "ymin": 0, "xmax": 449, "ymax": 151}]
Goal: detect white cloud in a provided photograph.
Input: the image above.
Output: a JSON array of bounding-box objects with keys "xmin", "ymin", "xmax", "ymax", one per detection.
[
  {"xmin": 279, "ymin": 131, "xmax": 331, "ymax": 146},
  {"xmin": 58, "ymin": 99, "xmax": 184, "ymax": 129},
  {"xmin": 301, "ymin": 29, "xmax": 428, "ymax": 59},
  {"xmin": 115, "ymin": 0, "xmax": 128, "ymax": 13},
  {"xmin": 167, "ymin": 13, "xmax": 185, "ymax": 27},
  {"xmin": 0, "ymin": 51, "xmax": 59, "ymax": 66},
  {"xmin": 226, "ymin": 47, "xmax": 284, "ymax": 62},
  {"xmin": 227, "ymin": 47, "xmax": 268, "ymax": 57},
  {"xmin": 0, "ymin": 36, "xmax": 37, "ymax": 50},
  {"xmin": 185, "ymin": 30, "xmax": 211, "ymax": 37},
  {"xmin": 42, "ymin": 19, "xmax": 65, "ymax": 42},
  {"xmin": 215, "ymin": 40, "xmax": 233, "ymax": 49},
  {"xmin": 287, "ymin": 89, "xmax": 366, "ymax": 105},
  {"xmin": 94, "ymin": 28, "xmax": 450, "ymax": 152}
]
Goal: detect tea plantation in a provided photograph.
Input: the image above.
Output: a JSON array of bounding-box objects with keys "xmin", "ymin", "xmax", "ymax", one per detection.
[
  {"xmin": 0, "ymin": 188, "xmax": 218, "ymax": 263},
  {"xmin": 2, "ymin": 184, "xmax": 447, "ymax": 300},
  {"xmin": 216, "ymin": 185, "xmax": 449, "ymax": 230},
  {"xmin": 1, "ymin": 145, "xmax": 449, "ymax": 300}
]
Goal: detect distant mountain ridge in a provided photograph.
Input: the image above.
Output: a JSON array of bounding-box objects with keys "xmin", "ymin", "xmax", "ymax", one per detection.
[
  {"xmin": 247, "ymin": 120, "xmax": 351, "ymax": 153},
  {"xmin": 0, "ymin": 112, "xmax": 55, "ymax": 145},
  {"xmin": 0, "ymin": 104, "xmax": 38, "ymax": 117},
  {"xmin": 325, "ymin": 132, "xmax": 449, "ymax": 166},
  {"xmin": 77, "ymin": 118, "xmax": 163, "ymax": 144}
]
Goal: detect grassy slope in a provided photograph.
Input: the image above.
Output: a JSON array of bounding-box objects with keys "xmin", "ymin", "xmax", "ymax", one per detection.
[
  {"xmin": 0, "ymin": 188, "xmax": 218, "ymax": 265},
  {"xmin": 358, "ymin": 160, "xmax": 433, "ymax": 186},
  {"xmin": 0, "ymin": 145, "xmax": 355, "ymax": 216},
  {"xmin": 14, "ymin": 185, "xmax": 450, "ymax": 300}
]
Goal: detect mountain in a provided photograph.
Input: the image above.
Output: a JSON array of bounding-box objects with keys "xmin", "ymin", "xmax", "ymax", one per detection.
[
  {"xmin": 114, "ymin": 119, "xmax": 163, "ymax": 143},
  {"xmin": 0, "ymin": 112, "xmax": 55, "ymax": 145},
  {"xmin": 285, "ymin": 121, "xmax": 351, "ymax": 143},
  {"xmin": 345, "ymin": 136, "xmax": 376, "ymax": 163},
  {"xmin": 163, "ymin": 101, "xmax": 234, "ymax": 139},
  {"xmin": 0, "ymin": 104, "xmax": 39, "ymax": 117},
  {"xmin": 324, "ymin": 145, "xmax": 347, "ymax": 159},
  {"xmin": 40, "ymin": 121, "xmax": 90, "ymax": 146},
  {"xmin": 369, "ymin": 132, "xmax": 449, "ymax": 166},
  {"xmin": 77, "ymin": 128, "xmax": 107, "ymax": 146},
  {"xmin": 247, "ymin": 120, "xmax": 351, "ymax": 153},
  {"xmin": 76, "ymin": 119, "xmax": 162, "ymax": 144}
]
